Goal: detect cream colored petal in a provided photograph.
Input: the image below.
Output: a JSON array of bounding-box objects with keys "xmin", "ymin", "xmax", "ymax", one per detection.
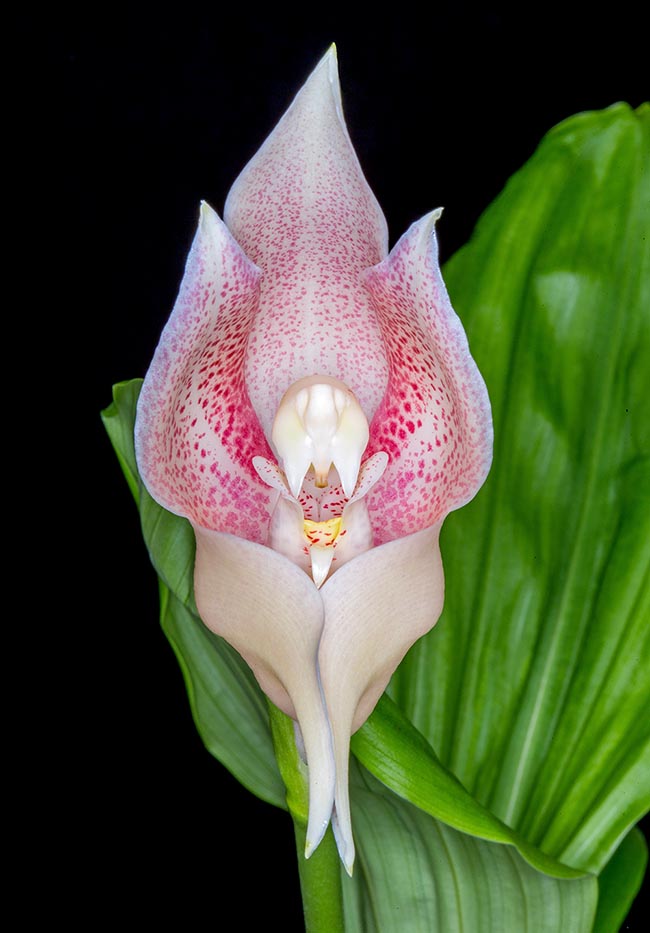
[
  {"xmin": 192, "ymin": 525, "xmax": 335, "ymax": 854},
  {"xmin": 319, "ymin": 524, "xmax": 445, "ymax": 873},
  {"xmin": 328, "ymin": 452, "xmax": 389, "ymax": 574}
]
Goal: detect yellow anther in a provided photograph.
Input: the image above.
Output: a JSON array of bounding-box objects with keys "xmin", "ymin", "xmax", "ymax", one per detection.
[{"xmin": 303, "ymin": 516, "xmax": 343, "ymax": 547}]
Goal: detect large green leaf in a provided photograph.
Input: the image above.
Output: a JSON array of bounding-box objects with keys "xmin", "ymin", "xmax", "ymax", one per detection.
[
  {"xmin": 593, "ymin": 827, "xmax": 648, "ymax": 933},
  {"xmin": 342, "ymin": 764, "xmax": 597, "ymax": 933},
  {"xmin": 391, "ymin": 101, "xmax": 650, "ymax": 875}
]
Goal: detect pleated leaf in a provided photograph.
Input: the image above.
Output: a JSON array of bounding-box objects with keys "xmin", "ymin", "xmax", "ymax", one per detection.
[
  {"xmin": 341, "ymin": 764, "xmax": 597, "ymax": 933},
  {"xmin": 593, "ymin": 827, "xmax": 648, "ymax": 933},
  {"xmin": 391, "ymin": 101, "xmax": 650, "ymax": 875}
]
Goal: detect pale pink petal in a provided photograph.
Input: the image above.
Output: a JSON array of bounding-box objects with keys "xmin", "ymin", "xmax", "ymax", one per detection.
[
  {"xmin": 135, "ymin": 204, "xmax": 276, "ymax": 541},
  {"xmin": 224, "ymin": 47, "xmax": 389, "ymax": 436},
  {"xmin": 318, "ymin": 524, "xmax": 445, "ymax": 872},
  {"xmin": 365, "ymin": 211, "xmax": 493, "ymax": 543},
  {"xmin": 193, "ymin": 526, "xmax": 335, "ymax": 855},
  {"xmin": 251, "ymin": 456, "xmax": 290, "ymax": 497},
  {"xmin": 329, "ymin": 453, "xmax": 390, "ymax": 570},
  {"xmin": 348, "ymin": 452, "xmax": 389, "ymax": 505},
  {"xmin": 268, "ymin": 496, "xmax": 312, "ymax": 578},
  {"xmin": 329, "ymin": 498, "xmax": 374, "ymax": 574}
]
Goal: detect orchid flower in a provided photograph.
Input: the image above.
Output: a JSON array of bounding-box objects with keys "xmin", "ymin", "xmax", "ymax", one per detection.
[{"xmin": 135, "ymin": 47, "xmax": 492, "ymax": 874}]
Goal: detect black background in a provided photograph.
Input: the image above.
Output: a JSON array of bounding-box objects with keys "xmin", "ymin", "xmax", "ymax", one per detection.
[{"xmin": 51, "ymin": 4, "xmax": 648, "ymax": 927}]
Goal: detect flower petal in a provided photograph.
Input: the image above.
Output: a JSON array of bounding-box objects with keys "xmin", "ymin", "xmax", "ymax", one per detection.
[
  {"xmin": 365, "ymin": 211, "xmax": 493, "ymax": 543},
  {"xmin": 135, "ymin": 203, "xmax": 276, "ymax": 541},
  {"xmin": 318, "ymin": 523, "xmax": 445, "ymax": 872},
  {"xmin": 192, "ymin": 526, "xmax": 336, "ymax": 854},
  {"xmin": 224, "ymin": 47, "xmax": 389, "ymax": 435}
]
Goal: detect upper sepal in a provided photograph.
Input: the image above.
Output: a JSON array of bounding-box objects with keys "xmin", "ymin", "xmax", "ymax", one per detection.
[{"xmin": 224, "ymin": 47, "xmax": 390, "ymax": 437}]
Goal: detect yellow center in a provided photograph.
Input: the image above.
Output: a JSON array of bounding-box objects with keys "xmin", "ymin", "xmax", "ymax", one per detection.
[{"xmin": 303, "ymin": 516, "xmax": 343, "ymax": 547}]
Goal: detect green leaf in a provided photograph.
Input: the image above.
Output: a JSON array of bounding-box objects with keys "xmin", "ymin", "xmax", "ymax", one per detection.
[
  {"xmin": 342, "ymin": 764, "xmax": 598, "ymax": 933},
  {"xmin": 390, "ymin": 102, "xmax": 650, "ymax": 874},
  {"xmin": 593, "ymin": 827, "xmax": 648, "ymax": 933},
  {"xmin": 100, "ymin": 379, "xmax": 143, "ymax": 505},
  {"xmin": 353, "ymin": 694, "xmax": 584, "ymax": 878}
]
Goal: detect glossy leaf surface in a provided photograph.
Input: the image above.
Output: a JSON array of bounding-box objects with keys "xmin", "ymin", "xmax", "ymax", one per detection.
[{"xmin": 391, "ymin": 101, "xmax": 650, "ymax": 877}]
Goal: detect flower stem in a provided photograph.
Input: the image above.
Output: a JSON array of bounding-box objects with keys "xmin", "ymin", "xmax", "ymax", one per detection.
[
  {"xmin": 268, "ymin": 703, "xmax": 345, "ymax": 932},
  {"xmin": 292, "ymin": 819, "xmax": 346, "ymax": 932}
]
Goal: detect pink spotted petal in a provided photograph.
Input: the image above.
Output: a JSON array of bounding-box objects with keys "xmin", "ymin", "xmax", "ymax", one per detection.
[
  {"xmin": 319, "ymin": 523, "xmax": 445, "ymax": 872},
  {"xmin": 329, "ymin": 454, "xmax": 390, "ymax": 570},
  {"xmin": 365, "ymin": 211, "xmax": 493, "ymax": 543},
  {"xmin": 348, "ymin": 452, "xmax": 389, "ymax": 504},
  {"xmin": 224, "ymin": 47, "xmax": 389, "ymax": 436},
  {"xmin": 193, "ymin": 526, "xmax": 335, "ymax": 857},
  {"xmin": 251, "ymin": 456, "xmax": 291, "ymax": 498},
  {"xmin": 135, "ymin": 203, "xmax": 276, "ymax": 541}
]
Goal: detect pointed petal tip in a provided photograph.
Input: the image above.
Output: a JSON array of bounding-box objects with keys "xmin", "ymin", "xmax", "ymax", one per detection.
[
  {"xmin": 310, "ymin": 546, "xmax": 334, "ymax": 588},
  {"xmin": 317, "ymin": 41, "xmax": 338, "ymax": 76},
  {"xmin": 198, "ymin": 200, "xmax": 226, "ymax": 242},
  {"xmin": 304, "ymin": 829, "xmax": 355, "ymax": 877},
  {"xmin": 337, "ymin": 836, "xmax": 355, "ymax": 877},
  {"xmin": 304, "ymin": 817, "xmax": 330, "ymax": 860},
  {"xmin": 423, "ymin": 206, "xmax": 444, "ymax": 235},
  {"xmin": 325, "ymin": 43, "xmax": 339, "ymax": 87},
  {"xmin": 331, "ymin": 807, "xmax": 356, "ymax": 876},
  {"xmin": 302, "ymin": 42, "xmax": 343, "ymax": 118},
  {"xmin": 199, "ymin": 199, "xmax": 216, "ymax": 225}
]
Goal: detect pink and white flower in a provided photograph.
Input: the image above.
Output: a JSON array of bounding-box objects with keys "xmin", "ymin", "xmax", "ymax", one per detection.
[{"xmin": 135, "ymin": 47, "xmax": 492, "ymax": 873}]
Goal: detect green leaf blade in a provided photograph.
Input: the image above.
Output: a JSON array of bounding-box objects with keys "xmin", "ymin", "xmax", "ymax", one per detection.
[
  {"xmin": 100, "ymin": 379, "xmax": 143, "ymax": 504},
  {"xmin": 345, "ymin": 765, "xmax": 598, "ymax": 933},
  {"xmin": 354, "ymin": 694, "xmax": 586, "ymax": 879},
  {"xmin": 391, "ymin": 102, "xmax": 650, "ymax": 874},
  {"xmin": 593, "ymin": 827, "xmax": 648, "ymax": 933}
]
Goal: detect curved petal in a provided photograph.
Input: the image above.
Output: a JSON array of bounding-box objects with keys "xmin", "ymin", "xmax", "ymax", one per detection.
[
  {"xmin": 135, "ymin": 203, "xmax": 276, "ymax": 541},
  {"xmin": 365, "ymin": 211, "xmax": 493, "ymax": 543},
  {"xmin": 224, "ymin": 47, "xmax": 389, "ymax": 435},
  {"xmin": 192, "ymin": 526, "xmax": 335, "ymax": 854},
  {"xmin": 331, "ymin": 453, "xmax": 390, "ymax": 571},
  {"xmin": 318, "ymin": 524, "xmax": 445, "ymax": 872}
]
